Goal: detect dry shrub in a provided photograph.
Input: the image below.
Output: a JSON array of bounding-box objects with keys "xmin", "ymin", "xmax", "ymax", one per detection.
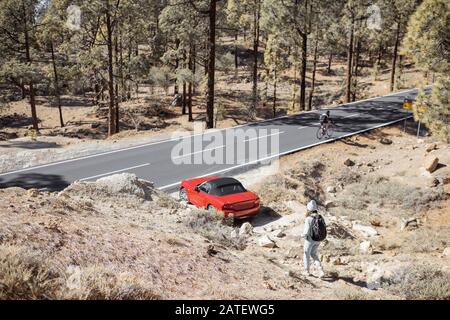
[
  {"xmin": 339, "ymin": 175, "xmax": 448, "ymax": 214},
  {"xmin": 0, "ymin": 245, "xmax": 160, "ymax": 300},
  {"xmin": 0, "ymin": 245, "xmax": 60, "ymax": 299},
  {"xmin": 257, "ymin": 161, "xmax": 325, "ymax": 209},
  {"xmin": 184, "ymin": 209, "xmax": 245, "ymax": 250},
  {"xmin": 156, "ymin": 192, "xmax": 181, "ymax": 210},
  {"xmin": 334, "ymin": 287, "xmax": 371, "ymax": 300},
  {"xmin": 396, "ymin": 225, "xmax": 450, "ymax": 253},
  {"xmin": 63, "ymin": 267, "xmax": 160, "ymax": 300},
  {"xmin": 384, "ymin": 264, "xmax": 450, "ymax": 300}
]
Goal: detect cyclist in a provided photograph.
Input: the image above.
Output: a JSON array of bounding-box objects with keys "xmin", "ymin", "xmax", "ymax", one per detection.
[{"xmin": 319, "ymin": 110, "xmax": 332, "ymax": 132}]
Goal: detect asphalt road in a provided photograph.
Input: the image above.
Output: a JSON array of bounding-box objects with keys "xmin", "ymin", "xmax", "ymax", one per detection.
[{"xmin": 0, "ymin": 88, "xmax": 428, "ymax": 192}]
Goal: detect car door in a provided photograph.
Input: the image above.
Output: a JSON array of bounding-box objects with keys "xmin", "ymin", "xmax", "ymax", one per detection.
[{"xmin": 190, "ymin": 182, "xmax": 211, "ymax": 208}]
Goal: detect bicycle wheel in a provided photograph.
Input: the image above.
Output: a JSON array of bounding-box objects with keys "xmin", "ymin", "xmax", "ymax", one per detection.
[
  {"xmin": 316, "ymin": 126, "xmax": 324, "ymax": 139},
  {"xmin": 325, "ymin": 124, "xmax": 335, "ymax": 138}
]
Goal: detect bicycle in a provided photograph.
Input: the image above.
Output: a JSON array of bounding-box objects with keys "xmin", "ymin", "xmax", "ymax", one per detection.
[{"xmin": 316, "ymin": 121, "xmax": 335, "ymax": 139}]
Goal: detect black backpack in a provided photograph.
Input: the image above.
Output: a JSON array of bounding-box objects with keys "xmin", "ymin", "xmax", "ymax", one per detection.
[{"xmin": 310, "ymin": 215, "xmax": 327, "ymax": 241}]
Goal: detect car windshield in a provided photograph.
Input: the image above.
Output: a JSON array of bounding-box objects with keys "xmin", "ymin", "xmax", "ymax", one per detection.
[{"xmin": 210, "ymin": 183, "xmax": 246, "ymax": 196}]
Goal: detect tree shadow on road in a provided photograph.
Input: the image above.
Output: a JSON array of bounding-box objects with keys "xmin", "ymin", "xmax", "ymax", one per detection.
[{"xmin": 0, "ymin": 173, "xmax": 69, "ymax": 191}]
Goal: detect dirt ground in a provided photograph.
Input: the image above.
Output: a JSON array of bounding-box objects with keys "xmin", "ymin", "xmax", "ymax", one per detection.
[{"xmin": 1, "ymin": 125, "xmax": 448, "ymax": 300}]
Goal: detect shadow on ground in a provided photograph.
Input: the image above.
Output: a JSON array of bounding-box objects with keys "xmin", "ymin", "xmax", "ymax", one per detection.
[{"xmin": 0, "ymin": 173, "xmax": 69, "ymax": 191}]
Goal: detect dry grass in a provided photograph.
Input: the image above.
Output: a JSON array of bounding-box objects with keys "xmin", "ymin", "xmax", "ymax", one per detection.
[
  {"xmin": 184, "ymin": 209, "xmax": 246, "ymax": 250},
  {"xmin": 256, "ymin": 161, "xmax": 325, "ymax": 213},
  {"xmin": 383, "ymin": 264, "xmax": 450, "ymax": 300},
  {"xmin": 0, "ymin": 245, "xmax": 160, "ymax": 300}
]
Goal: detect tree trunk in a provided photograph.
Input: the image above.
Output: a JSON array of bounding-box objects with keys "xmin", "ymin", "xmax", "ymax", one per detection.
[
  {"xmin": 273, "ymin": 70, "xmax": 277, "ymax": 118},
  {"xmin": 345, "ymin": 17, "xmax": 354, "ymax": 103},
  {"xmin": 188, "ymin": 44, "xmax": 193, "ymax": 122},
  {"xmin": 327, "ymin": 53, "xmax": 332, "ymax": 74},
  {"xmin": 352, "ymin": 37, "xmax": 361, "ymax": 102},
  {"xmin": 299, "ymin": 33, "xmax": 307, "ymax": 111},
  {"xmin": 23, "ymin": 1, "xmax": 38, "ymax": 132},
  {"xmin": 234, "ymin": 32, "xmax": 238, "ymax": 77},
  {"xmin": 106, "ymin": 2, "xmax": 116, "ymax": 136},
  {"xmin": 174, "ymin": 38, "xmax": 180, "ymax": 95},
  {"xmin": 205, "ymin": 0, "xmax": 216, "ymax": 129},
  {"xmin": 251, "ymin": 0, "xmax": 260, "ymax": 118},
  {"xmin": 114, "ymin": 33, "xmax": 120, "ymax": 133},
  {"xmin": 182, "ymin": 81, "xmax": 187, "ymax": 115},
  {"xmin": 390, "ymin": 21, "xmax": 400, "ymax": 92},
  {"xmin": 50, "ymin": 41, "xmax": 64, "ymax": 127},
  {"xmin": 308, "ymin": 39, "xmax": 318, "ymax": 110}
]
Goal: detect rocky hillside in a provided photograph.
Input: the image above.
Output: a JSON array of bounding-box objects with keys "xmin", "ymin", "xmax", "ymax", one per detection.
[{"xmin": 0, "ymin": 126, "xmax": 449, "ymax": 300}]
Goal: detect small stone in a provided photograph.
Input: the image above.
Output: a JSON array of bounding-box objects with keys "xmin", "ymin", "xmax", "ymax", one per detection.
[
  {"xmin": 230, "ymin": 230, "xmax": 238, "ymax": 239},
  {"xmin": 325, "ymin": 200, "xmax": 336, "ymax": 208},
  {"xmin": 379, "ymin": 137, "xmax": 392, "ymax": 145},
  {"xmin": 423, "ymin": 156, "xmax": 439, "ymax": 173},
  {"xmin": 370, "ymin": 217, "xmax": 382, "ymax": 227},
  {"xmin": 442, "ymin": 247, "xmax": 450, "ymax": 257},
  {"xmin": 429, "ymin": 178, "xmax": 440, "ymax": 188},
  {"xmin": 344, "ymin": 159, "xmax": 355, "ymax": 167},
  {"xmin": 272, "ymin": 229, "xmax": 285, "ymax": 238},
  {"xmin": 360, "ymin": 241, "xmax": 373, "ymax": 254},
  {"xmin": 258, "ymin": 235, "xmax": 275, "ymax": 248},
  {"xmin": 426, "ymin": 143, "xmax": 437, "ymax": 152},
  {"xmin": 326, "ymin": 186, "xmax": 336, "ymax": 193},
  {"xmin": 27, "ymin": 189, "xmax": 39, "ymax": 197},
  {"xmin": 239, "ymin": 222, "xmax": 253, "ymax": 236}
]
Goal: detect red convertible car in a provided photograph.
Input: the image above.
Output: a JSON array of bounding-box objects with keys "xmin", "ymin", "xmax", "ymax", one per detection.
[{"xmin": 179, "ymin": 176, "xmax": 260, "ymax": 219}]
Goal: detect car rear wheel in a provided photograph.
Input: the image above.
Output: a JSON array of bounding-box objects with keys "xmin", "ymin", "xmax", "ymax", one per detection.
[{"xmin": 179, "ymin": 188, "xmax": 189, "ymax": 203}]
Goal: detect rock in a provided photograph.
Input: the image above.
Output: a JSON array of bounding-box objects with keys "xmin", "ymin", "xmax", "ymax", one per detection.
[
  {"xmin": 27, "ymin": 188, "xmax": 40, "ymax": 197},
  {"xmin": 272, "ymin": 229, "xmax": 285, "ymax": 238},
  {"xmin": 239, "ymin": 222, "xmax": 253, "ymax": 236},
  {"xmin": 258, "ymin": 235, "xmax": 275, "ymax": 248},
  {"xmin": 326, "ymin": 186, "xmax": 336, "ymax": 193},
  {"xmin": 230, "ymin": 229, "xmax": 238, "ymax": 239},
  {"xmin": 442, "ymin": 247, "xmax": 450, "ymax": 257},
  {"xmin": 426, "ymin": 143, "xmax": 437, "ymax": 152},
  {"xmin": 365, "ymin": 263, "xmax": 403, "ymax": 290},
  {"xmin": 400, "ymin": 217, "xmax": 418, "ymax": 231},
  {"xmin": 369, "ymin": 217, "xmax": 382, "ymax": 227},
  {"xmin": 332, "ymin": 257, "xmax": 345, "ymax": 265},
  {"xmin": 423, "ymin": 156, "xmax": 439, "ymax": 173},
  {"xmin": 379, "ymin": 137, "xmax": 392, "ymax": 145},
  {"xmin": 360, "ymin": 241, "xmax": 373, "ymax": 254},
  {"xmin": 429, "ymin": 178, "xmax": 440, "ymax": 188},
  {"xmin": 352, "ymin": 223, "xmax": 378, "ymax": 237},
  {"xmin": 344, "ymin": 159, "xmax": 355, "ymax": 167},
  {"xmin": 325, "ymin": 200, "xmax": 336, "ymax": 209},
  {"xmin": 64, "ymin": 173, "xmax": 155, "ymax": 200}
]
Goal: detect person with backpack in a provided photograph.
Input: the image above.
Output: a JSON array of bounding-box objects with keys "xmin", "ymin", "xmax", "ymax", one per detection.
[{"xmin": 302, "ymin": 199, "xmax": 327, "ymax": 278}]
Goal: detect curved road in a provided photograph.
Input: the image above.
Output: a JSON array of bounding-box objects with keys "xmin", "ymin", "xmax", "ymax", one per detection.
[{"xmin": 0, "ymin": 88, "xmax": 428, "ymax": 192}]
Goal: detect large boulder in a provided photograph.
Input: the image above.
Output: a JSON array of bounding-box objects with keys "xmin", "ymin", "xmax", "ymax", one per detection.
[
  {"xmin": 352, "ymin": 222, "xmax": 378, "ymax": 237},
  {"xmin": 65, "ymin": 173, "xmax": 155, "ymax": 200},
  {"xmin": 423, "ymin": 156, "xmax": 439, "ymax": 173}
]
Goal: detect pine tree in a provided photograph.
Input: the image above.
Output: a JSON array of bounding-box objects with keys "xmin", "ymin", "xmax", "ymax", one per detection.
[{"xmin": 402, "ymin": 0, "xmax": 450, "ymax": 141}]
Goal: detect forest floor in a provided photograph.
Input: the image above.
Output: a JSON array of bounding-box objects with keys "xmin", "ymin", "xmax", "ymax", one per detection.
[{"xmin": 0, "ymin": 125, "xmax": 449, "ymax": 299}]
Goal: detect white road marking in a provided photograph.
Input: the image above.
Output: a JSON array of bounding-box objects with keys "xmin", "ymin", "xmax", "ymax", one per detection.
[
  {"xmin": 172, "ymin": 131, "xmax": 284, "ymax": 159},
  {"xmin": 158, "ymin": 115, "xmax": 413, "ymax": 190},
  {"xmin": 79, "ymin": 163, "xmax": 151, "ymax": 181}
]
